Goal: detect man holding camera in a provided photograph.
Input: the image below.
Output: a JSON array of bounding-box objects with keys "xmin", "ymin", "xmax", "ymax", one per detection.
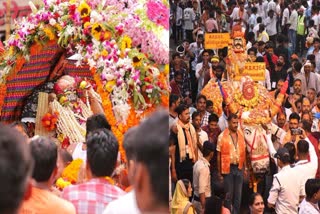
[{"xmin": 282, "ymin": 112, "xmax": 304, "ymax": 145}]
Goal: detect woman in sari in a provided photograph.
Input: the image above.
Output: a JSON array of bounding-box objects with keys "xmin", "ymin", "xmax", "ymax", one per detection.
[{"xmin": 171, "ymin": 179, "xmax": 195, "ymax": 214}]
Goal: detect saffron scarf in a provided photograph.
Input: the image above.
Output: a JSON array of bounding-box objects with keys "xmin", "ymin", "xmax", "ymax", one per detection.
[{"xmin": 177, "ymin": 119, "xmax": 197, "ymax": 162}]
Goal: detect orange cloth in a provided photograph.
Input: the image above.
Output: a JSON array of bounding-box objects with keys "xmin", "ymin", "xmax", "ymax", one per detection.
[
  {"xmin": 19, "ymin": 186, "xmax": 76, "ymax": 214},
  {"xmin": 218, "ymin": 129, "xmax": 246, "ymax": 174}
]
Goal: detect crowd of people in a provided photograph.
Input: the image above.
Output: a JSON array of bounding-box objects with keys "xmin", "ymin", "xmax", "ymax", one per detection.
[
  {"xmin": 0, "ymin": 110, "xmax": 168, "ymax": 214},
  {"xmin": 169, "ymin": 0, "xmax": 320, "ymax": 213}
]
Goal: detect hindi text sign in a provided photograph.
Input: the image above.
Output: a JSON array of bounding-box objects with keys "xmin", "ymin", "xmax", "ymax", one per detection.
[
  {"xmin": 235, "ymin": 62, "xmax": 265, "ymax": 81},
  {"xmin": 204, "ymin": 33, "xmax": 230, "ymax": 49}
]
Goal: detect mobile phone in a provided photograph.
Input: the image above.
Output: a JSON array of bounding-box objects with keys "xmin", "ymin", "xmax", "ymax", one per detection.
[{"xmin": 291, "ymin": 128, "xmax": 303, "ymax": 135}]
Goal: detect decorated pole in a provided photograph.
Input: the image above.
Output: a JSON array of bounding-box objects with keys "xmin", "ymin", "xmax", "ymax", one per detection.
[{"xmin": 5, "ymin": 0, "xmax": 11, "ymax": 40}]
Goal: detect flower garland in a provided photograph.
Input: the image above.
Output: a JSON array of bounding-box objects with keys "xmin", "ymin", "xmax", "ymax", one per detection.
[
  {"xmin": 0, "ymin": 0, "xmax": 169, "ymax": 125},
  {"xmin": 91, "ymin": 67, "xmax": 168, "ymax": 162},
  {"xmin": 61, "ymin": 158, "xmax": 84, "ymax": 183},
  {"xmin": 233, "ymin": 86, "xmax": 259, "ymax": 111},
  {"xmin": 41, "ymin": 111, "xmax": 59, "ymax": 131}
]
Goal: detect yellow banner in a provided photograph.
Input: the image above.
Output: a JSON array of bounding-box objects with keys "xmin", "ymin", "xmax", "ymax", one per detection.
[
  {"xmin": 204, "ymin": 33, "xmax": 230, "ymax": 49},
  {"xmin": 234, "ymin": 62, "xmax": 266, "ymax": 81}
]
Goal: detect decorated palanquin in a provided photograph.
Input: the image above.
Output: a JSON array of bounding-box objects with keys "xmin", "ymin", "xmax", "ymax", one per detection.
[
  {"xmin": 0, "ymin": 0, "xmax": 169, "ymax": 164},
  {"xmin": 202, "ymin": 29, "xmax": 287, "ymax": 191}
]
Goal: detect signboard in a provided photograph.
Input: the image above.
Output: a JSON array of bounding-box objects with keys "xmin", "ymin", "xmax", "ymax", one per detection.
[
  {"xmin": 234, "ymin": 62, "xmax": 265, "ymax": 81},
  {"xmin": 204, "ymin": 33, "xmax": 230, "ymax": 49}
]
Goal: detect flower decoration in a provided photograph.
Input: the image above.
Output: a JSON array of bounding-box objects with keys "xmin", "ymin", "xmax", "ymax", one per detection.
[
  {"xmin": 56, "ymin": 177, "xmax": 72, "ymax": 190},
  {"xmin": 61, "ymin": 158, "xmax": 84, "ymax": 184},
  {"xmin": 146, "ymin": 0, "xmax": 170, "ymax": 30},
  {"xmin": 78, "ymin": 1, "xmax": 91, "ymax": 18},
  {"xmin": 0, "ymin": 0, "xmax": 169, "ymax": 161},
  {"xmin": 41, "ymin": 112, "xmax": 59, "ymax": 131}
]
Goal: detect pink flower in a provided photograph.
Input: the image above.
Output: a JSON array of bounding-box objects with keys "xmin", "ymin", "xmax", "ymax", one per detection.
[{"xmin": 146, "ymin": 1, "xmax": 169, "ymax": 30}]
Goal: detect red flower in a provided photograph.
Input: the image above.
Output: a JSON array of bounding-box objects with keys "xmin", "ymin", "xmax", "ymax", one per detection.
[
  {"xmin": 82, "ymin": 16, "xmax": 90, "ymax": 24},
  {"xmin": 54, "ymin": 12, "xmax": 60, "ymax": 19},
  {"xmin": 69, "ymin": 4, "xmax": 76, "ymax": 14},
  {"xmin": 61, "ymin": 137, "xmax": 70, "ymax": 149}
]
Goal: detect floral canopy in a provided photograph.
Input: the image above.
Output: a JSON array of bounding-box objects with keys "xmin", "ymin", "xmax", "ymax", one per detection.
[{"xmin": 0, "ymin": 0, "xmax": 169, "ymax": 158}]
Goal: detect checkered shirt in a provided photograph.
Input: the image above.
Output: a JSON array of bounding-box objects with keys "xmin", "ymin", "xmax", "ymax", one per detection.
[{"xmin": 62, "ymin": 178, "xmax": 125, "ymax": 214}]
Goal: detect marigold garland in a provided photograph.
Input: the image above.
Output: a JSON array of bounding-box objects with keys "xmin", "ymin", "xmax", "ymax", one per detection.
[
  {"xmin": 61, "ymin": 158, "xmax": 84, "ymax": 184},
  {"xmin": 90, "ymin": 67, "xmax": 168, "ymax": 163}
]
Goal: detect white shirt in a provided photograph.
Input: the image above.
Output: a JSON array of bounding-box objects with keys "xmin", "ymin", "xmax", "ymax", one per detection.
[
  {"xmin": 72, "ymin": 142, "xmax": 87, "ymax": 162},
  {"xmin": 299, "ymin": 198, "xmax": 320, "ymax": 214},
  {"xmin": 265, "ymin": 16, "xmax": 277, "ymax": 36},
  {"xmin": 218, "ymin": 113, "xmax": 228, "ymax": 131},
  {"xmin": 248, "ymin": 14, "xmax": 257, "ymax": 32},
  {"xmin": 258, "ymin": 69, "xmax": 271, "ymax": 90},
  {"xmin": 292, "ymin": 138, "xmax": 318, "ymax": 195},
  {"xmin": 175, "ymin": 6, "xmax": 183, "ymax": 26},
  {"xmin": 282, "ymin": 8, "xmax": 290, "ymax": 26},
  {"xmin": 255, "ymin": 3, "xmax": 265, "ymax": 18},
  {"xmin": 103, "ymin": 191, "xmax": 140, "ymax": 214},
  {"xmin": 267, "ymin": 0, "xmax": 276, "ymax": 13},
  {"xmin": 196, "ymin": 62, "xmax": 212, "ymax": 94},
  {"xmin": 189, "ymin": 42, "xmax": 203, "ymax": 71},
  {"xmin": 253, "ymin": 23, "xmax": 260, "ymax": 40},
  {"xmin": 268, "ymin": 165, "xmax": 304, "ymax": 214},
  {"xmin": 230, "ymin": 7, "xmax": 248, "ymax": 29},
  {"xmin": 193, "ymin": 157, "xmax": 211, "ymax": 198},
  {"xmin": 198, "ymin": 129, "xmax": 209, "ymax": 158},
  {"xmin": 263, "ymin": 0, "xmax": 269, "ymax": 18},
  {"xmin": 289, "ymin": 10, "xmax": 298, "ymax": 30}
]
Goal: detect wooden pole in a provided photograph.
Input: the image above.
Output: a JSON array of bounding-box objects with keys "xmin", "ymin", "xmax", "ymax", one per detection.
[{"xmin": 5, "ymin": 0, "xmax": 11, "ymax": 40}]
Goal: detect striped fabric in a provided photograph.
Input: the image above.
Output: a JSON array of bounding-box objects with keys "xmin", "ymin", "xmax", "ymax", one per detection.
[{"xmin": 1, "ymin": 43, "xmax": 94, "ymax": 124}]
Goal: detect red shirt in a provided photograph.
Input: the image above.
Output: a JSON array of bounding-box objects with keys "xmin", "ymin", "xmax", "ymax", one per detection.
[
  {"xmin": 62, "ymin": 178, "xmax": 125, "ymax": 214},
  {"xmin": 263, "ymin": 54, "xmax": 278, "ymax": 72},
  {"xmin": 308, "ymin": 134, "xmax": 320, "ymax": 178}
]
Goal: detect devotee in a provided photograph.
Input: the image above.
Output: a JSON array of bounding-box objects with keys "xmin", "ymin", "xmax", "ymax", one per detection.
[
  {"xmin": 282, "ymin": 112, "xmax": 304, "ymax": 145},
  {"xmin": 196, "ymin": 50, "xmax": 212, "ymax": 94},
  {"xmin": 20, "ymin": 137, "xmax": 75, "ymax": 214},
  {"xmin": 103, "ymin": 127, "xmax": 140, "ymax": 214},
  {"xmin": 248, "ymin": 193, "xmax": 265, "ymax": 214},
  {"xmin": 170, "ymin": 104, "xmax": 198, "ymax": 183},
  {"xmin": 10, "ymin": 121, "xmax": 29, "ymax": 139},
  {"xmin": 192, "ymin": 111, "xmax": 208, "ymax": 158},
  {"xmin": 217, "ymin": 113, "xmax": 247, "ymax": 214},
  {"xmin": 171, "ymin": 179, "xmax": 194, "ymax": 214},
  {"xmin": 206, "ymin": 100, "xmax": 214, "ymax": 114},
  {"xmin": 303, "ymin": 61, "xmax": 319, "ymax": 93},
  {"xmin": 129, "ymin": 110, "xmax": 168, "ymax": 213},
  {"xmin": 292, "ymin": 138, "xmax": 318, "ymax": 196},
  {"xmin": 268, "ymin": 147, "xmax": 304, "ymax": 213},
  {"xmin": 218, "ymin": 101, "xmax": 229, "ymax": 132},
  {"xmin": 195, "ymin": 94, "xmax": 211, "ymax": 127},
  {"xmin": 170, "ymin": 71, "xmax": 193, "ymax": 106},
  {"xmin": 68, "ymin": 113, "xmax": 112, "ymax": 162},
  {"xmin": 169, "ymin": 94, "xmax": 181, "ymax": 129},
  {"xmin": 0, "ymin": 125, "xmax": 33, "ymax": 214},
  {"xmin": 192, "ymin": 141, "xmax": 215, "ymax": 213},
  {"xmin": 306, "ymin": 88, "xmax": 317, "ymax": 108},
  {"xmin": 62, "ymin": 129, "xmax": 125, "ymax": 214},
  {"xmin": 299, "ymin": 179, "xmax": 320, "ymax": 213}
]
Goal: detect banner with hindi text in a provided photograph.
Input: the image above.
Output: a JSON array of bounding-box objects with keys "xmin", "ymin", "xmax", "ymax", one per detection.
[
  {"xmin": 204, "ymin": 33, "xmax": 230, "ymax": 49},
  {"xmin": 234, "ymin": 62, "xmax": 265, "ymax": 81}
]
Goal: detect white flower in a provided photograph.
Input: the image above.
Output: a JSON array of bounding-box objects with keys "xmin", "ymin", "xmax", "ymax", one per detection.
[
  {"xmin": 90, "ymin": 10, "xmax": 103, "ymax": 23},
  {"xmin": 149, "ymin": 67, "xmax": 160, "ymax": 77},
  {"xmin": 49, "ymin": 18, "xmax": 57, "ymax": 26},
  {"xmin": 65, "ymin": 25, "xmax": 74, "ymax": 36},
  {"xmin": 87, "ymin": 58, "xmax": 96, "ymax": 68}
]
